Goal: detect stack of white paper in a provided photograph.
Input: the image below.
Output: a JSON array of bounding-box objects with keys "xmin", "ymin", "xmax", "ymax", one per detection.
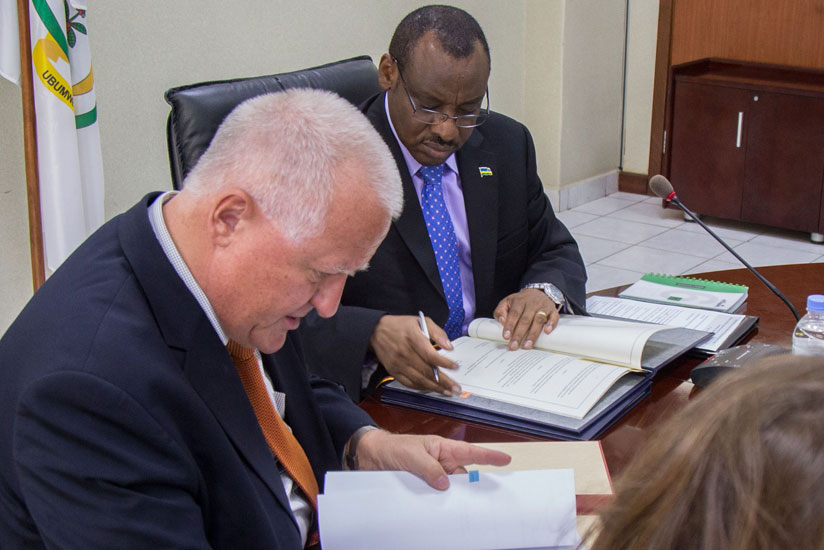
[{"xmin": 318, "ymin": 469, "xmax": 580, "ymax": 550}]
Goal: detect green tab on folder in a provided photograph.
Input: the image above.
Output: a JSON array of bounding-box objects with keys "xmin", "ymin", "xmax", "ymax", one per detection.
[{"xmin": 619, "ymin": 273, "xmax": 748, "ymax": 312}]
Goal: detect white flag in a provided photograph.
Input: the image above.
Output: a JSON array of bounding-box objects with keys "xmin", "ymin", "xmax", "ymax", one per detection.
[
  {"xmin": 1, "ymin": 0, "xmax": 104, "ymax": 272},
  {"xmin": 0, "ymin": 0, "xmax": 20, "ymax": 83}
]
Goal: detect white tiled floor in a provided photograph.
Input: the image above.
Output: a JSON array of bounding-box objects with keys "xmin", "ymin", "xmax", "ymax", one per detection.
[{"xmin": 559, "ymin": 192, "xmax": 824, "ymax": 294}]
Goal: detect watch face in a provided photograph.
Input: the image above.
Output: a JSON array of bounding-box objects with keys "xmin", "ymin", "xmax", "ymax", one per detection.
[
  {"xmin": 526, "ymin": 283, "xmax": 563, "ymax": 307},
  {"xmin": 544, "ymin": 285, "xmax": 563, "ymax": 306}
]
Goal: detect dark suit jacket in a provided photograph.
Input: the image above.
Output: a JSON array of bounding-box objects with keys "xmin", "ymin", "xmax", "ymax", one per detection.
[
  {"xmin": 300, "ymin": 93, "xmax": 587, "ymax": 399},
  {"xmin": 0, "ymin": 193, "xmax": 374, "ymax": 549}
]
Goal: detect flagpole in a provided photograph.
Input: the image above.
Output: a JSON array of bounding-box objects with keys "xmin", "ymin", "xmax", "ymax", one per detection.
[{"xmin": 16, "ymin": 0, "xmax": 46, "ymax": 291}]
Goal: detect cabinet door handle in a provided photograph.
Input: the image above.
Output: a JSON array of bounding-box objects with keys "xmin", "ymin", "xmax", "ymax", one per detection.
[{"xmin": 736, "ymin": 112, "xmax": 743, "ymax": 148}]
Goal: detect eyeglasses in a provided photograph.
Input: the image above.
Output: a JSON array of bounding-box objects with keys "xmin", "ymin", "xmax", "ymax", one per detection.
[{"xmin": 393, "ymin": 58, "xmax": 489, "ymax": 129}]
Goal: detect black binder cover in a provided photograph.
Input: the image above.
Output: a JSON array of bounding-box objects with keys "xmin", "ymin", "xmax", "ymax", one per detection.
[{"xmin": 689, "ymin": 315, "xmax": 758, "ymax": 358}]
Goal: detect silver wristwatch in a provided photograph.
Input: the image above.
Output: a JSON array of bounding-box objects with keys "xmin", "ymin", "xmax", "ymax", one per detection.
[{"xmin": 523, "ymin": 282, "xmax": 565, "ymax": 310}]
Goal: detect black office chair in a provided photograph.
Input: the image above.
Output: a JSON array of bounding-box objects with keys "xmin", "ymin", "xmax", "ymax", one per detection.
[{"xmin": 164, "ymin": 55, "xmax": 382, "ymax": 189}]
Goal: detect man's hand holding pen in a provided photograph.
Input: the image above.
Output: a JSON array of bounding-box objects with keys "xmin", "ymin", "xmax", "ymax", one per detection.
[
  {"xmin": 369, "ymin": 314, "xmax": 461, "ymax": 395},
  {"xmin": 418, "ymin": 310, "xmax": 441, "ymax": 383}
]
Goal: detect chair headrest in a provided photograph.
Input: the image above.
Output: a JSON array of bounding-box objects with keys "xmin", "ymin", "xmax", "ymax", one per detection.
[{"xmin": 165, "ymin": 55, "xmax": 381, "ymax": 188}]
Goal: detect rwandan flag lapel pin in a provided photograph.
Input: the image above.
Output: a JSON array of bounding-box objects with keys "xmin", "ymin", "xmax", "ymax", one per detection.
[{"xmin": 478, "ymin": 166, "xmax": 493, "ymax": 178}]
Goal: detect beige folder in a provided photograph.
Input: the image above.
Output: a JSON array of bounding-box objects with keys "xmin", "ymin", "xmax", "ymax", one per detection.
[{"xmin": 474, "ymin": 441, "xmax": 613, "ymax": 539}]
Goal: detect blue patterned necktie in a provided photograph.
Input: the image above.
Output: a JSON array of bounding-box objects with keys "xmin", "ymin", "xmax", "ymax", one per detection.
[{"xmin": 420, "ymin": 164, "xmax": 464, "ymax": 339}]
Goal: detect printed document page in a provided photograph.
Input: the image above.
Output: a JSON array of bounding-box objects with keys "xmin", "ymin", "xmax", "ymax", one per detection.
[
  {"xmin": 469, "ymin": 316, "xmax": 665, "ymax": 369},
  {"xmin": 318, "ymin": 469, "xmax": 580, "ymax": 550},
  {"xmin": 586, "ymin": 295, "xmax": 746, "ymax": 352},
  {"xmin": 442, "ymin": 337, "xmax": 631, "ymax": 419}
]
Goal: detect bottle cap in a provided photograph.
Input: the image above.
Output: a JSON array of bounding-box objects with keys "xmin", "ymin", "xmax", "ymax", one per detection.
[{"xmin": 807, "ymin": 294, "xmax": 824, "ymax": 312}]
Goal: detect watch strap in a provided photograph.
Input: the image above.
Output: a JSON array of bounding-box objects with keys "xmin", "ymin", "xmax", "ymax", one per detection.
[
  {"xmin": 523, "ymin": 282, "xmax": 565, "ymax": 309},
  {"xmin": 344, "ymin": 425, "xmax": 379, "ymax": 470}
]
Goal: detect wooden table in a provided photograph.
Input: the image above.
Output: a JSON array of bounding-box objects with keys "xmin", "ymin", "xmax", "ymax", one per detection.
[{"xmin": 361, "ymin": 263, "xmax": 822, "ymax": 477}]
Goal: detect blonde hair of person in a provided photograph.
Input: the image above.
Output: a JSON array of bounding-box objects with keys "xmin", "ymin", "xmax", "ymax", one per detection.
[
  {"xmin": 183, "ymin": 88, "xmax": 403, "ymax": 242},
  {"xmin": 585, "ymin": 354, "xmax": 824, "ymax": 550}
]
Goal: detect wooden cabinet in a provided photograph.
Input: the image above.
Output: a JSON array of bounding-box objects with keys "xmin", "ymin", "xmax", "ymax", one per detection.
[{"xmin": 664, "ymin": 59, "xmax": 824, "ymax": 236}]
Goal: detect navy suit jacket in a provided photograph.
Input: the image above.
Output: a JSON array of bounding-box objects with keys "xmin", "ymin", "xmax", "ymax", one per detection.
[
  {"xmin": 299, "ymin": 93, "xmax": 587, "ymax": 399},
  {"xmin": 0, "ymin": 193, "xmax": 374, "ymax": 549}
]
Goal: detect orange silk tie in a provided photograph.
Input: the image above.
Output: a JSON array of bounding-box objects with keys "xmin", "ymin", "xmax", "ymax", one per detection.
[{"xmin": 226, "ymin": 339, "xmax": 319, "ymax": 508}]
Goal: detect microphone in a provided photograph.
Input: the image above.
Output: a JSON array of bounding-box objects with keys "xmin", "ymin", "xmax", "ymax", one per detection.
[{"xmin": 648, "ymin": 175, "xmax": 800, "ymax": 321}]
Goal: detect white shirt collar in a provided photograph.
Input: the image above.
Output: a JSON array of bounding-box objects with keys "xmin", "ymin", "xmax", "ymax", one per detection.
[{"xmin": 147, "ymin": 191, "xmax": 228, "ymax": 345}]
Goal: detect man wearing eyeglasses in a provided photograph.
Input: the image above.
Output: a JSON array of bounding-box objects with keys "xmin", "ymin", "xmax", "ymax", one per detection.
[{"xmin": 300, "ymin": 5, "xmax": 587, "ymax": 400}]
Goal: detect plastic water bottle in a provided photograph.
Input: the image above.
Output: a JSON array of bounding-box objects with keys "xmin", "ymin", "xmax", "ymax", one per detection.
[{"xmin": 792, "ymin": 294, "xmax": 824, "ymax": 356}]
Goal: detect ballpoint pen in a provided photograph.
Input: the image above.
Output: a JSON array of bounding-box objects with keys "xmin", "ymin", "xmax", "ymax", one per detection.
[{"xmin": 418, "ymin": 310, "xmax": 440, "ymax": 383}]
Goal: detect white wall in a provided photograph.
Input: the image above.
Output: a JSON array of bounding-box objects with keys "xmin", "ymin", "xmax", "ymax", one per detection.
[
  {"xmin": 523, "ymin": 0, "xmax": 657, "ymax": 204},
  {"xmin": 90, "ymin": 0, "xmax": 526, "ymax": 216},
  {"xmin": 0, "ymin": 87, "xmax": 29, "ymax": 334},
  {"xmin": 560, "ymin": 0, "xmax": 627, "ymax": 187},
  {"xmin": 524, "ymin": 0, "xmax": 565, "ymax": 191},
  {"xmin": 0, "ymin": 0, "xmax": 659, "ymax": 334},
  {"xmin": 623, "ymin": 0, "xmax": 659, "ymax": 174}
]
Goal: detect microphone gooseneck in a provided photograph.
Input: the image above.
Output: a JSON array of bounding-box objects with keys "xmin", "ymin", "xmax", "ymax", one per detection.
[{"xmin": 648, "ymin": 175, "xmax": 801, "ymax": 322}]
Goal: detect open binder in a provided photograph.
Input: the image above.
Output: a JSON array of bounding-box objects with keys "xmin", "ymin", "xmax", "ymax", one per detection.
[{"xmin": 380, "ymin": 322, "xmax": 709, "ymax": 441}]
